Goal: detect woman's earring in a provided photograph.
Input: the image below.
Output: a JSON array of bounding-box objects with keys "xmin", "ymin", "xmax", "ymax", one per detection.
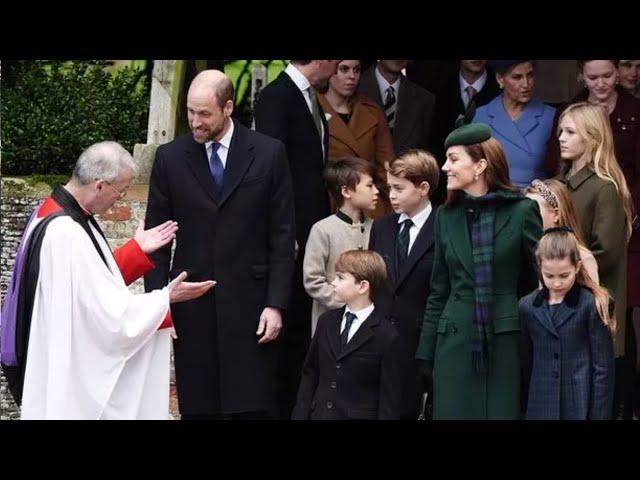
[{"xmin": 474, "ymin": 173, "xmax": 479, "ymax": 181}]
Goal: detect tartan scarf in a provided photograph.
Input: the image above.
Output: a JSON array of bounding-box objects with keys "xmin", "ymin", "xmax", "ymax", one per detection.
[{"xmin": 462, "ymin": 190, "xmax": 524, "ymax": 373}]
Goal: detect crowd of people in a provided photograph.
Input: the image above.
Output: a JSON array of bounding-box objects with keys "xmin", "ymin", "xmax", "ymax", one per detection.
[{"xmin": 1, "ymin": 59, "xmax": 639, "ymax": 420}]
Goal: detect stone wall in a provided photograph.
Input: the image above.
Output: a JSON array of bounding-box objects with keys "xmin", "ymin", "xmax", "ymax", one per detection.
[
  {"xmin": 0, "ymin": 179, "xmax": 47, "ymax": 420},
  {"xmin": 0, "ymin": 178, "xmax": 178, "ymax": 419}
]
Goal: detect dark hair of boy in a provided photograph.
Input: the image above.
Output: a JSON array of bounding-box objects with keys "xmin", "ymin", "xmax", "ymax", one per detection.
[
  {"xmin": 334, "ymin": 250, "xmax": 388, "ymax": 299},
  {"xmin": 324, "ymin": 157, "xmax": 377, "ymax": 207}
]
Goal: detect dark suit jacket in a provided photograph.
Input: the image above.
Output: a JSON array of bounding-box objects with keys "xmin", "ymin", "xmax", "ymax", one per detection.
[
  {"xmin": 358, "ymin": 66, "xmax": 435, "ymax": 156},
  {"xmin": 144, "ymin": 120, "xmax": 296, "ymax": 415},
  {"xmin": 291, "ymin": 307, "xmax": 402, "ymax": 420},
  {"xmin": 368, "ymin": 207, "xmax": 437, "ymax": 416},
  {"xmin": 430, "ymin": 67, "xmax": 501, "ymax": 160},
  {"xmin": 253, "ymin": 70, "xmax": 330, "ymax": 249},
  {"xmin": 519, "ymin": 285, "xmax": 615, "ymax": 420}
]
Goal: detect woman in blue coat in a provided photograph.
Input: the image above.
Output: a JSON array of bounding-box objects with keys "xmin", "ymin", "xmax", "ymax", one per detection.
[
  {"xmin": 519, "ymin": 228, "xmax": 615, "ymax": 420},
  {"xmin": 474, "ymin": 60, "xmax": 556, "ymax": 188}
]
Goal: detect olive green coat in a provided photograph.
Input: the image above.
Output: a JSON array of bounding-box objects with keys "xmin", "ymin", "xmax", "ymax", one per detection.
[
  {"xmin": 416, "ymin": 195, "xmax": 542, "ymax": 419},
  {"xmin": 561, "ymin": 167, "xmax": 629, "ymax": 357}
]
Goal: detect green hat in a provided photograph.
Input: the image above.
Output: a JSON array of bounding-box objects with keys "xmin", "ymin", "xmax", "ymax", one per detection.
[{"xmin": 444, "ymin": 123, "xmax": 492, "ymax": 150}]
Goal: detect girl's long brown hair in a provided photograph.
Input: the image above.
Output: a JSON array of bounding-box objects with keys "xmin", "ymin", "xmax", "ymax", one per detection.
[{"xmin": 536, "ymin": 230, "xmax": 615, "ymax": 332}]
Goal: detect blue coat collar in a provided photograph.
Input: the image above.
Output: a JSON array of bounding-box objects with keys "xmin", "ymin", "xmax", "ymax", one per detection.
[{"xmin": 485, "ymin": 95, "xmax": 546, "ymax": 152}]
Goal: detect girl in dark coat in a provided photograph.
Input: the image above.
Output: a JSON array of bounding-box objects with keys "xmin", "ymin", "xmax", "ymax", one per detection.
[{"xmin": 519, "ymin": 228, "xmax": 615, "ymax": 419}]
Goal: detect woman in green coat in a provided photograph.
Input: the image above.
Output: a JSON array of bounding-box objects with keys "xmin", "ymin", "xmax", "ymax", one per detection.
[{"xmin": 415, "ymin": 123, "xmax": 542, "ymax": 419}]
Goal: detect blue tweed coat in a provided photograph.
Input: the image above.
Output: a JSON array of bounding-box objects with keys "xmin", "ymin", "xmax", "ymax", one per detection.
[{"xmin": 519, "ymin": 284, "xmax": 614, "ymax": 420}]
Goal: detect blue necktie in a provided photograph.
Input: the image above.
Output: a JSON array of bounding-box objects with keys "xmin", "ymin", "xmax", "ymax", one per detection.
[{"xmin": 209, "ymin": 142, "xmax": 224, "ymax": 192}]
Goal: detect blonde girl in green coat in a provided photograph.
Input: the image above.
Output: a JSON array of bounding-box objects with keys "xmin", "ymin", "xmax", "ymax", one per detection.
[
  {"xmin": 556, "ymin": 102, "xmax": 633, "ymax": 357},
  {"xmin": 556, "ymin": 102, "xmax": 634, "ymax": 418}
]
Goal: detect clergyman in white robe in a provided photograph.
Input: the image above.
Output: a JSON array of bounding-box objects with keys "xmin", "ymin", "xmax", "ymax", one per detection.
[{"xmin": 20, "ymin": 214, "xmax": 172, "ymax": 420}]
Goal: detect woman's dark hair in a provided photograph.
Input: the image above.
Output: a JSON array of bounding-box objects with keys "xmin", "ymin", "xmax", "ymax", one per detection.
[{"xmin": 444, "ymin": 137, "xmax": 518, "ymax": 206}]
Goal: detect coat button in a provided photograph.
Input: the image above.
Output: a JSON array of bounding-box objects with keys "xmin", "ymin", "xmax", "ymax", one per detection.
[
  {"xmin": 336, "ymin": 363, "xmax": 341, "ymax": 369},
  {"xmin": 454, "ymin": 293, "xmax": 460, "ymax": 300},
  {"xmin": 330, "ymin": 381, "xmax": 337, "ymax": 389},
  {"xmin": 327, "ymin": 402, "xmax": 334, "ymax": 409},
  {"xmin": 553, "ymin": 371, "xmax": 559, "ymax": 378},
  {"xmin": 554, "ymin": 353, "xmax": 559, "ymax": 360}
]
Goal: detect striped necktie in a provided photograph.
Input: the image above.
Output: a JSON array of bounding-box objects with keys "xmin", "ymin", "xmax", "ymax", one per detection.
[
  {"xmin": 465, "ymin": 85, "xmax": 477, "ymax": 109},
  {"xmin": 308, "ymin": 86, "xmax": 323, "ymax": 139},
  {"xmin": 384, "ymin": 86, "xmax": 396, "ymax": 129},
  {"xmin": 396, "ymin": 218, "xmax": 413, "ymax": 266}
]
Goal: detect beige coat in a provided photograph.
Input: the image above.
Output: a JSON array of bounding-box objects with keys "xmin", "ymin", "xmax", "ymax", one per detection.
[{"xmin": 303, "ymin": 214, "xmax": 372, "ymax": 335}]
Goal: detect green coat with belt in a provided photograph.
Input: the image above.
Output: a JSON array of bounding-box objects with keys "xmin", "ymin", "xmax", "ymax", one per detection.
[
  {"xmin": 560, "ymin": 167, "xmax": 628, "ymax": 357},
  {"xmin": 415, "ymin": 192, "xmax": 542, "ymax": 419}
]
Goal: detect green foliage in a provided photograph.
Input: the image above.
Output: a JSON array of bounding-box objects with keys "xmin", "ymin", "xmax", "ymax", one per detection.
[
  {"xmin": 1, "ymin": 61, "xmax": 149, "ymax": 175},
  {"xmin": 23, "ymin": 174, "xmax": 70, "ymax": 190}
]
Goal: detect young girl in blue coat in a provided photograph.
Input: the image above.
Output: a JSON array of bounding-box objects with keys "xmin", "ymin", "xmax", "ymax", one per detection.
[{"xmin": 519, "ymin": 228, "xmax": 615, "ymax": 420}]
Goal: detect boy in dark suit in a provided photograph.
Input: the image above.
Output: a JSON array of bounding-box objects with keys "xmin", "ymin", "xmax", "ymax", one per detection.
[
  {"xmin": 292, "ymin": 250, "xmax": 402, "ymax": 420},
  {"xmin": 368, "ymin": 149, "xmax": 439, "ymax": 419}
]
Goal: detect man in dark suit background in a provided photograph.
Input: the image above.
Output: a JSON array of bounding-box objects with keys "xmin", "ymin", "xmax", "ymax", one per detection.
[
  {"xmin": 144, "ymin": 70, "xmax": 296, "ymax": 419},
  {"xmin": 358, "ymin": 60, "xmax": 435, "ymax": 156},
  {"xmin": 409, "ymin": 60, "xmax": 500, "ymax": 203},
  {"xmin": 253, "ymin": 60, "xmax": 340, "ymax": 419}
]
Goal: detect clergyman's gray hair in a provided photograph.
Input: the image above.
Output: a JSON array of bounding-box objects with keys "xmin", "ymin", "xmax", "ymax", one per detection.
[{"xmin": 72, "ymin": 141, "xmax": 137, "ymax": 185}]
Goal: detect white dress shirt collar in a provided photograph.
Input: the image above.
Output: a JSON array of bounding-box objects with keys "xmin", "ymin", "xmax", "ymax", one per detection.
[
  {"xmin": 375, "ymin": 65, "xmax": 401, "ymax": 101},
  {"xmin": 205, "ymin": 119, "xmax": 234, "ymax": 167},
  {"xmin": 398, "ymin": 201, "xmax": 432, "ymax": 230},
  {"xmin": 342, "ymin": 303, "xmax": 375, "ymax": 342},
  {"xmin": 285, "ymin": 63, "xmax": 311, "ymax": 94}
]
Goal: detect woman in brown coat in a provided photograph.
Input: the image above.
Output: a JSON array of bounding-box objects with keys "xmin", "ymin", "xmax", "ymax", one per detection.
[{"xmin": 319, "ymin": 60, "xmax": 394, "ymax": 218}]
